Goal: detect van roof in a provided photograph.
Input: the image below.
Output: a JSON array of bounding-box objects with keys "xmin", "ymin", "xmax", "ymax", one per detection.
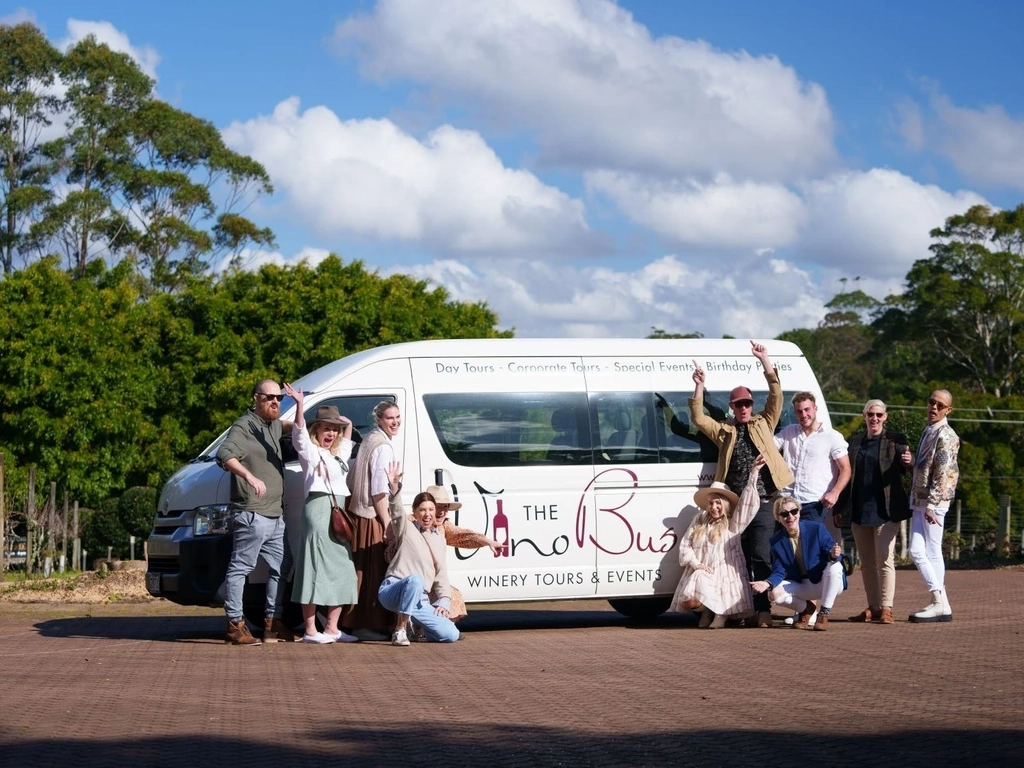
[{"xmin": 294, "ymin": 337, "xmax": 805, "ymax": 391}]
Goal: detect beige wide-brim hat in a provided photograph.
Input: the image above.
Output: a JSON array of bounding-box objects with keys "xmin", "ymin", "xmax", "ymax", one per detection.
[
  {"xmin": 424, "ymin": 485, "xmax": 462, "ymax": 510},
  {"xmin": 693, "ymin": 482, "xmax": 739, "ymax": 510}
]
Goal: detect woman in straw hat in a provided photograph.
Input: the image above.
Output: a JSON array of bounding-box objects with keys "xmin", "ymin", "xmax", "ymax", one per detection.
[
  {"xmin": 425, "ymin": 485, "xmax": 501, "ymax": 621},
  {"xmin": 283, "ymin": 383, "xmax": 359, "ymax": 644},
  {"xmin": 670, "ymin": 454, "xmax": 767, "ymax": 628}
]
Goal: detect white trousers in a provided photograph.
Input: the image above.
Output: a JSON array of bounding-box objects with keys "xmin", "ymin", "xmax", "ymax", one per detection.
[
  {"xmin": 771, "ymin": 560, "xmax": 845, "ymax": 613},
  {"xmin": 909, "ymin": 505, "xmax": 947, "ymax": 592}
]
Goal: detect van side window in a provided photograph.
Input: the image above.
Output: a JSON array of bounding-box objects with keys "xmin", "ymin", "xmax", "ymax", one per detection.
[
  {"xmin": 590, "ymin": 393, "xmax": 658, "ymax": 464},
  {"xmin": 423, "ymin": 393, "xmax": 591, "ymax": 467}
]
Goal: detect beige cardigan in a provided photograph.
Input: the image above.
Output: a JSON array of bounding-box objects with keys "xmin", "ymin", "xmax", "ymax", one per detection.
[{"xmin": 385, "ymin": 498, "xmax": 452, "ymax": 604}]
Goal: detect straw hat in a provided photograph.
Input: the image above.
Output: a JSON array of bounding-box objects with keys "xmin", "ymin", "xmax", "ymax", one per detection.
[
  {"xmin": 424, "ymin": 485, "xmax": 462, "ymax": 510},
  {"xmin": 693, "ymin": 482, "xmax": 739, "ymax": 510}
]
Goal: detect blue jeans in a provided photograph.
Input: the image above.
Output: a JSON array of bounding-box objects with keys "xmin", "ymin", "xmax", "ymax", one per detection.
[
  {"xmin": 224, "ymin": 511, "xmax": 285, "ymax": 622},
  {"xmin": 378, "ymin": 575, "xmax": 460, "ymax": 642}
]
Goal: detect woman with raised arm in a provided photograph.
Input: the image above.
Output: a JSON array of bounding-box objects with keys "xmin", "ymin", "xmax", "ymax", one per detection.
[
  {"xmin": 282, "ymin": 383, "xmax": 358, "ymax": 644},
  {"xmin": 670, "ymin": 455, "xmax": 767, "ymax": 628},
  {"xmin": 378, "ymin": 469, "xmax": 461, "ymax": 645},
  {"xmin": 341, "ymin": 400, "xmax": 403, "ymax": 640}
]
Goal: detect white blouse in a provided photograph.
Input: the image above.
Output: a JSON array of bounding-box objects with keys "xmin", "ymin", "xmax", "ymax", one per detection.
[{"xmin": 292, "ymin": 423, "xmax": 354, "ymax": 500}]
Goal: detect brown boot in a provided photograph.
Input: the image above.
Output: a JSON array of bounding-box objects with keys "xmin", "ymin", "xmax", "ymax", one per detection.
[
  {"xmin": 813, "ymin": 612, "xmax": 830, "ymax": 631},
  {"xmin": 263, "ymin": 617, "xmax": 296, "ymax": 643},
  {"xmin": 878, "ymin": 607, "xmax": 894, "ymax": 624},
  {"xmin": 847, "ymin": 606, "xmax": 874, "ymax": 622},
  {"xmin": 226, "ymin": 618, "xmax": 260, "ymax": 645},
  {"xmin": 795, "ymin": 601, "xmax": 817, "ymax": 629}
]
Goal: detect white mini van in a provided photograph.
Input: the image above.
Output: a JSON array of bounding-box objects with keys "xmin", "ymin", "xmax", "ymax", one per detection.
[{"xmin": 146, "ymin": 338, "xmax": 825, "ymax": 621}]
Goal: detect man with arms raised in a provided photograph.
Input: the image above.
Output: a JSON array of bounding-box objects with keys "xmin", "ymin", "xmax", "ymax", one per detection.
[
  {"xmin": 689, "ymin": 341, "xmax": 794, "ymax": 628},
  {"xmin": 217, "ymin": 379, "xmax": 295, "ymax": 645}
]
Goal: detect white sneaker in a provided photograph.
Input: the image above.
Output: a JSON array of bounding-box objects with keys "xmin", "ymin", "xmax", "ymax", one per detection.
[
  {"xmin": 352, "ymin": 628, "xmax": 389, "ymax": 641},
  {"xmin": 940, "ymin": 588, "xmax": 953, "ymax": 618},
  {"xmin": 323, "ymin": 630, "xmax": 360, "ymax": 644},
  {"xmin": 301, "ymin": 632, "xmax": 334, "ymax": 644},
  {"xmin": 391, "ymin": 629, "xmax": 410, "ymax": 646}
]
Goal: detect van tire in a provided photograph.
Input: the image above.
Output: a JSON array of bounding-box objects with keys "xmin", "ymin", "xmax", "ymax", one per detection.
[{"xmin": 608, "ymin": 596, "xmax": 671, "ymax": 620}]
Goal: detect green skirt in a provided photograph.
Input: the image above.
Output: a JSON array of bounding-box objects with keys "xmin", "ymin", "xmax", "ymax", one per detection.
[{"xmin": 291, "ymin": 493, "xmax": 358, "ymax": 606}]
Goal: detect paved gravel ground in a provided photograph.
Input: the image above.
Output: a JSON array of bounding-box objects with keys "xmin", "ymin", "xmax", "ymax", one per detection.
[{"xmin": 0, "ymin": 568, "xmax": 1021, "ymax": 767}]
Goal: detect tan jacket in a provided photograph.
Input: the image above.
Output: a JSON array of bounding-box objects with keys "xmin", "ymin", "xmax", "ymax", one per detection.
[{"xmin": 688, "ymin": 368, "xmax": 794, "ymax": 492}]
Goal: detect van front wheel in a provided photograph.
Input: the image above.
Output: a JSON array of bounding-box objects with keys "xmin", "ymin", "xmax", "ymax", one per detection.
[{"xmin": 608, "ymin": 596, "xmax": 671, "ymax": 620}]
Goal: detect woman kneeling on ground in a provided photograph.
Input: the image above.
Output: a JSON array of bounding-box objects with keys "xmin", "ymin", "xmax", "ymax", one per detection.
[
  {"xmin": 670, "ymin": 455, "xmax": 766, "ymax": 628},
  {"xmin": 377, "ymin": 470, "xmax": 461, "ymax": 646},
  {"xmin": 284, "ymin": 383, "xmax": 359, "ymax": 644},
  {"xmin": 751, "ymin": 498, "xmax": 845, "ymax": 631},
  {"xmin": 426, "ymin": 485, "xmax": 500, "ymax": 622}
]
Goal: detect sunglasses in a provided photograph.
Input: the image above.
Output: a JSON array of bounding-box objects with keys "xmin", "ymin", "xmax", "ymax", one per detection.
[
  {"xmin": 731, "ymin": 399, "xmax": 754, "ymax": 409},
  {"xmin": 257, "ymin": 393, "xmax": 285, "ymax": 402},
  {"xmin": 927, "ymin": 398, "xmax": 950, "ymax": 410},
  {"xmin": 779, "ymin": 509, "xmax": 800, "ymax": 518},
  {"xmin": 865, "ymin": 412, "xmax": 885, "ymax": 418}
]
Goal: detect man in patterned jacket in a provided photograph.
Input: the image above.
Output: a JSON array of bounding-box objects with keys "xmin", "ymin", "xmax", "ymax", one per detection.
[{"xmin": 908, "ymin": 389, "xmax": 960, "ymax": 623}]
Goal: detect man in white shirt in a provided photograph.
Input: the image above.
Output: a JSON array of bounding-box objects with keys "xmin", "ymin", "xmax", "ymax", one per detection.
[{"xmin": 775, "ymin": 392, "xmax": 851, "ymax": 549}]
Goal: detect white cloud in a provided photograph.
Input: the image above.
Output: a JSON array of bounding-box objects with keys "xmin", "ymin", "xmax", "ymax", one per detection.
[
  {"xmin": 401, "ymin": 254, "xmax": 827, "ymax": 339},
  {"xmin": 798, "ymin": 168, "xmax": 987, "ymax": 277},
  {"xmin": 222, "ymin": 97, "xmax": 597, "ymax": 256},
  {"xmin": 932, "ymin": 95, "xmax": 1024, "ymax": 189},
  {"xmin": 58, "ymin": 19, "xmax": 161, "ymax": 82},
  {"xmin": 1, "ymin": 7, "xmax": 35, "ymax": 25},
  {"xmin": 586, "ymin": 170, "xmax": 806, "ymax": 249},
  {"xmin": 334, "ymin": 0, "xmax": 835, "ymax": 181},
  {"xmin": 894, "ymin": 99, "xmax": 926, "ymax": 152}
]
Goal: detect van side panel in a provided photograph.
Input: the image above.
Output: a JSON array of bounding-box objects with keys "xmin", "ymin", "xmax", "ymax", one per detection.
[{"xmin": 412, "ymin": 357, "xmax": 598, "ymax": 600}]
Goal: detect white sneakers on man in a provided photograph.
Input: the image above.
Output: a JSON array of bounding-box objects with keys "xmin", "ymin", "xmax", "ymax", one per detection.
[{"xmin": 909, "ymin": 589, "xmax": 953, "ymax": 623}]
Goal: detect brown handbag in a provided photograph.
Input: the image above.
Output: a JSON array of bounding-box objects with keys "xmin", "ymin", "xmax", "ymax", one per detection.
[{"xmin": 321, "ymin": 457, "xmax": 355, "ymax": 543}]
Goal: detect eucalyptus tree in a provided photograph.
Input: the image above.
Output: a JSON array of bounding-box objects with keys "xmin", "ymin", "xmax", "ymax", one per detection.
[{"xmin": 0, "ymin": 22, "xmax": 61, "ymax": 275}]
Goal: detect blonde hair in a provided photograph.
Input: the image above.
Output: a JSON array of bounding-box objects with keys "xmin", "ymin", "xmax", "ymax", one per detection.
[
  {"xmin": 862, "ymin": 399, "xmax": 887, "ymax": 414},
  {"xmin": 309, "ymin": 422, "xmax": 344, "ymax": 456},
  {"xmin": 773, "ymin": 495, "xmax": 800, "ymax": 521},
  {"xmin": 690, "ymin": 495, "xmax": 733, "ymax": 545}
]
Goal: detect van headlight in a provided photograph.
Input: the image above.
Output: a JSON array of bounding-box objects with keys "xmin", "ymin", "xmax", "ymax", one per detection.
[{"xmin": 193, "ymin": 505, "xmax": 236, "ymax": 536}]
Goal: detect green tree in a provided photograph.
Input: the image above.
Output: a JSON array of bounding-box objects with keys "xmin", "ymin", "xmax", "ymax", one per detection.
[
  {"xmin": 31, "ymin": 36, "xmax": 151, "ymax": 276},
  {"xmin": 23, "ymin": 30, "xmax": 275, "ymax": 286},
  {"xmin": 647, "ymin": 327, "xmax": 703, "ymax": 339},
  {"xmin": 0, "ymin": 258, "xmax": 164, "ymax": 506},
  {"xmin": 0, "ymin": 23, "xmax": 61, "ymax": 275},
  {"xmin": 876, "ymin": 204, "xmax": 1024, "ymax": 398},
  {"xmin": 777, "ymin": 290, "xmax": 879, "ymax": 399}
]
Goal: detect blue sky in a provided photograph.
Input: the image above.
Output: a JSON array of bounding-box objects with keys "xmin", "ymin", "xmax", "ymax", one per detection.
[{"xmin": 8, "ymin": 0, "xmax": 1024, "ymax": 337}]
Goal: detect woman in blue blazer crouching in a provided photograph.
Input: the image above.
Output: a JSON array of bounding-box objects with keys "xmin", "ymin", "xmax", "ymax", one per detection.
[{"xmin": 751, "ymin": 497, "xmax": 844, "ymax": 630}]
